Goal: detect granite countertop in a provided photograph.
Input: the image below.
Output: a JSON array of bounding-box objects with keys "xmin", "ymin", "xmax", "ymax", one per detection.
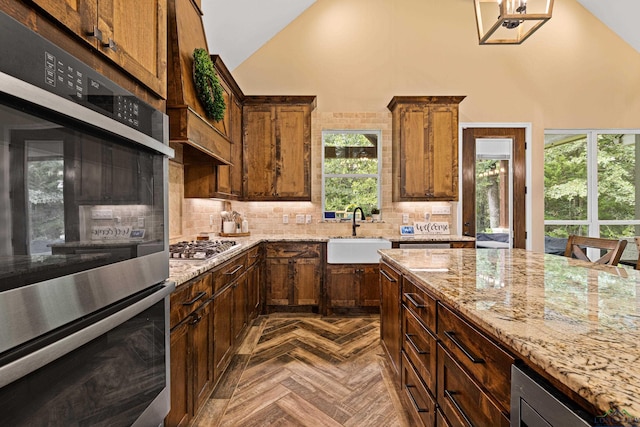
[
  {"xmin": 379, "ymin": 247, "xmax": 640, "ymax": 425},
  {"xmin": 169, "ymin": 234, "xmax": 473, "ymax": 286}
]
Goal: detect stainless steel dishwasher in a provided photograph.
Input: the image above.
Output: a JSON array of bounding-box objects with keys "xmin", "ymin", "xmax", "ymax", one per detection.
[{"xmin": 511, "ymin": 365, "xmax": 594, "ymax": 427}]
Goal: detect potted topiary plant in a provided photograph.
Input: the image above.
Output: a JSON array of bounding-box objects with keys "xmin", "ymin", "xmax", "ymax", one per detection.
[{"xmin": 371, "ymin": 208, "xmax": 381, "ymax": 221}]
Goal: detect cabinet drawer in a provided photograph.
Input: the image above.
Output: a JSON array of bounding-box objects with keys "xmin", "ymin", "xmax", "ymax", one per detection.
[
  {"xmin": 403, "ymin": 309, "xmax": 437, "ymax": 394},
  {"xmin": 265, "ymin": 243, "xmax": 321, "ymax": 258},
  {"xmin": 437, "ymin": 346, "xmax": 509, "ymax": 427},
  {"xmin": 245, "ymin": 245, "xmax": 262, "ymax": 266},
  {"xmin": 213, "ymin": 253, "xmax": 247, "ymax": 293},
  {"xmin": 402, "ymin": 353, "xmax": 436, "ymax": 427},
  {"xmin": 402, "ymin": 276, "xmax": 436, "ymax": 332},
  {"xmin": 170, "ymin": 274, "xmax": 212, "ymax": 329},
  {"xmin": 437, "ymin": 303, "xmax": 515, "ymax": 413}
]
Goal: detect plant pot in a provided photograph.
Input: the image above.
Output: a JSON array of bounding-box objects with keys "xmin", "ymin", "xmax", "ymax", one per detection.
[{"xmin": 372, "ymin": 214, "xmax": 381, "ymax": 221}]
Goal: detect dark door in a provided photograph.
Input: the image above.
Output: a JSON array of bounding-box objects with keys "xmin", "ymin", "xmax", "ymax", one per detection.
[{"xmin": 462, "ymin": 127, "xmax": 527, "ymax": 249}]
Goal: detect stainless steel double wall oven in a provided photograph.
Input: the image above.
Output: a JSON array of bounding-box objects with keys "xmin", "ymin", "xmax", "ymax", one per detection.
[{"xmin": 0, "ymin": 11, "xmax": 174, "ymax": 427}]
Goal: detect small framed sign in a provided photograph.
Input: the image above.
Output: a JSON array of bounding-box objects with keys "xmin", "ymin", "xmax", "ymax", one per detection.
[
  {"xmin": 414, "ymin": 221, "xmax": 450, "ymax": 235},
  {"xmin": 400, "ymin": 225, "xmax": 415, "ymax": 236}
]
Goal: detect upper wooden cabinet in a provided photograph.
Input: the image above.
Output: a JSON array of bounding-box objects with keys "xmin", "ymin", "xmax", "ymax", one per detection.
[
  {"xmin": 31, "ymin": 0, "xmax": 167, "ymax": 98},
  {"xmin": 243, "ymin": 96, "xmax": 316, "ymax": 201},
  {"xmin": 388, "ymin": 96, "xmax": 465, "ymax": 201}
]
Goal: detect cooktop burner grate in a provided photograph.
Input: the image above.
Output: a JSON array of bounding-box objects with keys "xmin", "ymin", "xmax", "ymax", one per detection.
[{"xmin": 169, "ymin": 240, "xmax": 239, "ymax": 260}]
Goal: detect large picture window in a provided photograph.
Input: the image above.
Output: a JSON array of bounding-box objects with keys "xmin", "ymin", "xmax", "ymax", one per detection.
[
  {"xmin": 544, "ymin": 130, "xmax": 640, "ymax": 260},
  {"xmin": 322, "ymin": 130, "xmax": 381, "ymax": 219}
]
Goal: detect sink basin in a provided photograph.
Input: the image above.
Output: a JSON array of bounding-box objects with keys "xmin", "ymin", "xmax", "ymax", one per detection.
[{"xmin": 327, "ymin": 238, "xmax": 391, "ymax": 264}]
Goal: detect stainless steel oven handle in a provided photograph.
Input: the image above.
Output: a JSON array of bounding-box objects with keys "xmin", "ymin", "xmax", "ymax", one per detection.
[{"xmin": 0, "ymin": 280, "xmax": 175, "ymax": 389}]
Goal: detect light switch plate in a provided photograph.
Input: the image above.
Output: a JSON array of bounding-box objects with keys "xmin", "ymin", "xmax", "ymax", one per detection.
[
  {"xmin": 305, "ymin": 214, "xmax": 312, "ymax": 224},
  {"xmin": 296, "ymin": 214, "xmax": 305, "ymax": 224},
  {"xmin": 432, "ymin": 205, "xmax": 451, "ymax": 215},
  {"xmin": 283, "ymin": 214, "xmax": 289, "ymax": 224},
  {"xmin": 402, "ymin": 213, "xmax": 409, "ymax": 224}
]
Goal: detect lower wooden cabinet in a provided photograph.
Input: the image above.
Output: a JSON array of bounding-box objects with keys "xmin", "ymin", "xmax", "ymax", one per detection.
[
  {"xmin": 166, "ymin": 321, "xmax": 190, "ymax": 427},
  {"xmin": 326, "ymin": 264, "xmax": 380, "ymax": 314},
  {"xmin": 212, "ymin": 283, "xmax": 234, "ymax": 380},
  {"xmin": 401, "ymin": 353, "xmax": 437, "ymax": 427},
  {"xmin": 437, "ymin": 345, "xmax": 510, "ymax": 427},
  {"xmin": 265, "ymin": 242, "xmax": 323, "ymax": 312},
  {"xmin": 380, "ymin": 261, "xmax": 401, "ymax": 378},
  {"xmin": 166, "ymin": 273, "xmax": 213, "ymax": 427},
  {"xmin": 381, "ymin": 262, "xmax": 515, "ymax": 427},
  {"xmin": 167, "ymin": 245, "xmax": 263, "ymax": 426}
]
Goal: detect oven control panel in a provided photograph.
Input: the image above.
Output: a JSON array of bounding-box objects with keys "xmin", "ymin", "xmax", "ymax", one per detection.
[{"xmin": 0, "ymin": 11, "xmax": 164, "ymax": 143}]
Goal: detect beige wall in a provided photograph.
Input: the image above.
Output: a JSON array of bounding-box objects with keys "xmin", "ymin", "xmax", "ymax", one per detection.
[{"xmin": 225, "ymin": 0, "xmax": 640, "ymax": 251}]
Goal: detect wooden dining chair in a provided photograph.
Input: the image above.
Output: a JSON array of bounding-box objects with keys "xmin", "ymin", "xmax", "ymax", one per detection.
[{"xmin": 563, "ymin": 235, "xmax": 627, "ymax": 266}]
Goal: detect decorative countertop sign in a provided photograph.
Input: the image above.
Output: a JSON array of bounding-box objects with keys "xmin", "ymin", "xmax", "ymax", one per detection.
[{"xmin": 414, "ymin": 221, "xmax": 450, "ymax": 235}]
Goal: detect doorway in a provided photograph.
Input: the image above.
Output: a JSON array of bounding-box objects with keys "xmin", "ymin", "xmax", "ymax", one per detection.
[{"xmin": 461, "ymin": 127, "xmax": 527, "ymax": 249}]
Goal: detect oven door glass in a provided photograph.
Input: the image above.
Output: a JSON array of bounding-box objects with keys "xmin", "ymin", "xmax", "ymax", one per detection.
[
  {"xmin": 0, "ymin": 294, "xmax": 168, "ymax": 427},
  {"xmin": 0, "ymin": 98, "xmax": 166, "ymax": 289}
]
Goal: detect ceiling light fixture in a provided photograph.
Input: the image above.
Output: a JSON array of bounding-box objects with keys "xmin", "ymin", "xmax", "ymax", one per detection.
[{"xmin": 474, "ymin": 0, "xmax": 554, "ymax": 44}]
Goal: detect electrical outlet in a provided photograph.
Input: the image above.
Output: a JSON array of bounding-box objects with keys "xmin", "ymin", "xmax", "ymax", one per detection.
[
  {"xmin": 209, "ymin": 214, "xmax": 214, "ymax": 226},
  {"xmin": 432, "ymin": 205, "xmax": 451, "ymax": 215},
  {"xmin": 424, "ymin": 213, "xmax": 431, "ymax": 222},
  {"xmin": 305, "ymin": 214, "xmax": 312, "ymax": 224},
  {"xmin": 402, "ymin": 213, "xmax": 409, "ymax": 224},
  {"xmin": 296, "ymin": 214, "xmax": 305, "ymax": 224},
  {"xmin": 283, "ymin": 214, "xmax": 289, "ymax": 224},
  {"xmin": 138, "ymin": 217, "xmax": 145, "ymax": 228}
]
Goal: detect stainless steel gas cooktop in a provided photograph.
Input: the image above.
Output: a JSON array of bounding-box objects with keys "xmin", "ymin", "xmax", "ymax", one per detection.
[{"xmin": 169, "ymin": 240, "xmax": 239, "ymax": 260}]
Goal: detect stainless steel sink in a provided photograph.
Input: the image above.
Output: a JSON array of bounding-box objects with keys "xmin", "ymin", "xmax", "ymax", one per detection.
[{"xmin": 327, "ymin": 238, "xmax": 391, "ymax": 264}]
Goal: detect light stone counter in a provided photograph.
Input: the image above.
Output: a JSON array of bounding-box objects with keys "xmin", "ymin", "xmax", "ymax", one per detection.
[
  {"xmin": 379, "ymin": 247, "xmax": 640, "ymax": 425},
  {"xmin": 169, "ymin": 234, "xmax": 473, "ymax": 286}
]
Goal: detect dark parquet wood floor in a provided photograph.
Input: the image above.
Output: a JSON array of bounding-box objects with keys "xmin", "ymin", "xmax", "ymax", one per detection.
[{"xmin": 192, "ymin": 315, "xmax": 410, "ymax": 427}]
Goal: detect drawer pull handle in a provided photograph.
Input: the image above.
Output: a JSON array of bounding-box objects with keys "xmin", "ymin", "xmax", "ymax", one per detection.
[
  {"xmin": 444, "ymin": 389, "xmax": 474, "ymax": 427},
  {"xmin": 250, "ymin": 253, "xmax": 260, "ymax": 258},
  {"xmin": 224, "ymin": 265, "xmax": 244, "ymax": 275},
  {"xmin": 404, "ymin": 292, "xmax": 426, "ymax": 308},
  {"xmin": 405, "ymin": 385, "xmax": 428, "ymax": 413},
  {"xmin": 182, "ymin": 291, "xmax": 207, "ymax": 306},
  {"xmin": 380, "ymin": 269, "xmax": 397, "ymax": 282},
  {"xmin": 405, "ymin": 333, "xmax": 428, "ymax": 355},
  {"xmin": 443, "ymin": 331, "xmax": 485, "ymax": 364}
]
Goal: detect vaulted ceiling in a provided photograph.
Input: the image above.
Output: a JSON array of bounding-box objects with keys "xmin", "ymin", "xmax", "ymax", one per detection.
[{"xmin": 202, "ymin": 0, "xmax": 640, "ymax": 72}]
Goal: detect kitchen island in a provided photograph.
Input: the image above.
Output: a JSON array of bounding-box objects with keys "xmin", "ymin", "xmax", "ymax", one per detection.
[{"xmin": 379, "ymin": 248, "xmax": 640, "ymax": 426}]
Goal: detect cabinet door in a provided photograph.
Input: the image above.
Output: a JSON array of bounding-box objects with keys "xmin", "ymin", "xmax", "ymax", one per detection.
[
  {"xmin": 265, "ymin": 258, "xmax": 290, "ymax": 306},
  {"xmin": 380, "ymin": 262, "xmax": 401, "ymax": 377},
  {"xmin": 229, "ymin": 97, "xmax": 244, "ymax": 196},
  {"xmin": 247, "ymin": 263, "xmax": 261, "ymax": 319},
  {"xmin": 399, "ymin": 107, "xmax": 430, "ymax": 199},
  {"xmin": 166, "ymin": 322, "xmax": 191, "ymax": 427},
  {"xmin": 213, "ymin": 285, "xmax": 233, "ymax": 381},
  {"xmin": 243, "ymin": 106, "xmax": 276, "ymax": 199},
  {"xmin": 232, "ymin": 274, "xmax": 248, "ymax": 342},
  {"xmin": 360, "ymin": 265, "xmax": 380, "ymax": 307},
  {"xmin": 327, "ymin": 265, "xmax": 359, "ymax": 308},
  {"xmin": 293, "ymin": 257, "xmax": 320, "ymax": 306},
  {"xmin": 97, "ymin": 0, "xmax": 167, "ymax": 98},
  {"xmin": 426, "ymin": 106, "xmax": 458, "ymax": 200},
  {"xmin": 274, "ymin": 106, "xmax": 311, "ymax": 199},
  {"xmin": 32, "ymin": 0, "xmax": 98, "ymax": 47},
  {"xmin": 190, "ymin": 299, "xmax": 214, "ymax": 413}
]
